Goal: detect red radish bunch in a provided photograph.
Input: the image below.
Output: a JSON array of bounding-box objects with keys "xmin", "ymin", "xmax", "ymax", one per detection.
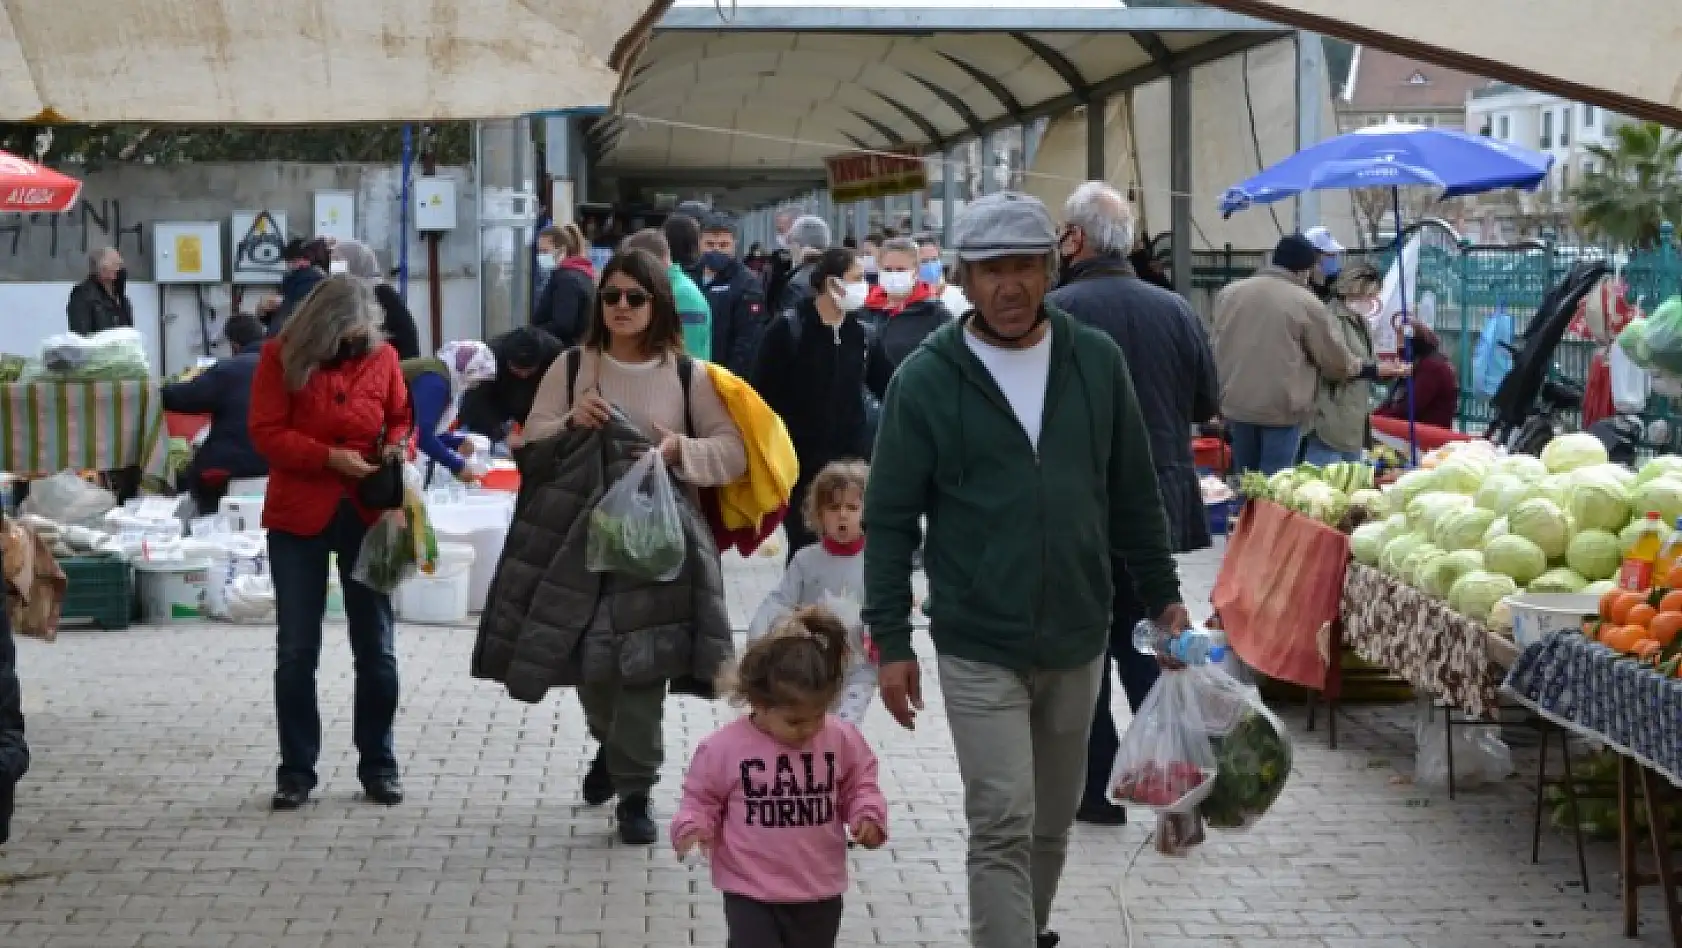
[{"xmin": 1112, "ymin": 760, "xmax": 1209, "ymax": 808}]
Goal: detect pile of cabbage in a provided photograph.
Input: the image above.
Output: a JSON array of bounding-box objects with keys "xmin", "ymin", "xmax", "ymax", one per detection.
[
  {"xmin": 1242, "ymin": 462, "xmax": 1383, "ymax": 527},
  {"xmin": 1349, "ymin": 433, "xmax": 1682, "ymax": 623}
]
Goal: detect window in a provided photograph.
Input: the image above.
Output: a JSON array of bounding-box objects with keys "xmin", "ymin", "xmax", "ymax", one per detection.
[
  {"xmin": 1560, "ymin": 110, "xmax": 1570, "ymax": 147},
  {"xmin": 1583, "ymin": 105, "xmax": 1596, "ymax": 129},
  {"xmin": 1541, "ymin": 110, "xmax": 1553, "ymax": 148},
  {"xmin": 1497, "ymin": 115, "xmax": 1511, "ymax": 140},
  {"xmin": 1561, "ymin": 163, "xmax": 1571, "ymax": 194}
]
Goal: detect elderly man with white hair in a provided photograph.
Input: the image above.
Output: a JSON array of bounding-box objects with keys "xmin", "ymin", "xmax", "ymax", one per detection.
[
  {"xmin": 774, "ymin": 213, "xmax": 832, "ymax": 314},
  {"xmin": 67, "ymin": 247, "xmax": 133, "ymax": 335},
  {"xmin": 1047, "ymin": 181, "xmax": 1220, "ymax": 826},
  {"xmin": 864, "ymin": 191, "xmax": 1188, "ymax": 948}
]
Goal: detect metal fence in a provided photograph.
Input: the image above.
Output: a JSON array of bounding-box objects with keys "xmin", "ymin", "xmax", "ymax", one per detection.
[{"xmin": 1189, "ymin": 222, "xmax": 1682, "ymax": 446}]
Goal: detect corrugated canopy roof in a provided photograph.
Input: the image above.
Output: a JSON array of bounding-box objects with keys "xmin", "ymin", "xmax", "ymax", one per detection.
[
  {"xmin": 597, "ymin": 2, "xmax": 1289, "ymax": 187},
  {"xmin": 0, "ymin": 0, "xmax": 671, "ymax": 122}
]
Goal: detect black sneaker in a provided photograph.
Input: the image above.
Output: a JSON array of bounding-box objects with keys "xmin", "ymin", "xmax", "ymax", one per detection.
[
  {"xmin": 362, "ymin": 776, "xmax": 404, "ymax": 806},
  {"xmin": 1074, "ymin": 798, "xmax": 1128, "ymax": 826},
  {"xmin": 616, "ymin": 794, "xmax": 658, "ymax": 845},
  {"xmin": 1038, "ymin": 932, "xmax": 1061, "ymax": 948},
  {"xmin": 582, "ymin": 747, "xmax": 615, "ymax": 806},
  {"xmin": 270, "ymin": 784, "xmax": 311, "ymax": 811}
]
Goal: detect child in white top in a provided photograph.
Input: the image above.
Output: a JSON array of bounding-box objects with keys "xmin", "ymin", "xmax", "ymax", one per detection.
[{"xmin": 749, "ymin": 460, "xmax": 877, "ymax": 725}]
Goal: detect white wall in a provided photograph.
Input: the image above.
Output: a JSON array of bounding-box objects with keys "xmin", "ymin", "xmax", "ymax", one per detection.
[{"xmin": 0, "ymin": 278, "xmax": 483, "ymax": 377}]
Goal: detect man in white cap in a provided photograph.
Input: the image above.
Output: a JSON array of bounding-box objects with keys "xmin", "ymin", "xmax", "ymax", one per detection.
[
  {"xmin": 1304, "ymin": 225, "xmax": 1345, "ymax": 302},
  {"xmin": 863, "ymin": 191, "xmax": 1188, "ymax": 948}
]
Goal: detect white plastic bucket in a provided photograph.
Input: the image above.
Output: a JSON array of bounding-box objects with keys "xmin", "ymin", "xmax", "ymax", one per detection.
[
  {"xmin": 431, "ymin": 501, "xmax": 512, "ymax": 613},
  {"xmin": 228, "ymin": 477, "xmax": 269, "ymax": 497},
  {"xmin": 135, "ymin": 559, "xmax": 213, "ymax": 622},
  {"xmin": 1508, "ymin": 593, "xmax": 1599, "ymax": 648},
  {"xmin": 219, "ymin": 496, "xmax": 265, "ymax": 533},
  {"xmin": 396, "ymin": 542, "xmax": 476, "ymax": 624}
]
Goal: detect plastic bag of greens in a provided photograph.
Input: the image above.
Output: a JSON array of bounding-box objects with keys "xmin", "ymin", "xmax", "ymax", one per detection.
[
  {"xmin": 586, "ymin": 450, "xmax": 687, "ymax": 582},
  {"xmin": 352, "ymin": 468, "xmax": 438, "ymax": 594},
  {"xmin": 1641, "ymin": 297, "xmax": 1682, "ymax": 377}
]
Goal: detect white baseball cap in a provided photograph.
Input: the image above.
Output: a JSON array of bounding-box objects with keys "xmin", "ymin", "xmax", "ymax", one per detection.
[{"xmin": 1304, "ymin": 226, "xmax": 1345, "ymax": 255}]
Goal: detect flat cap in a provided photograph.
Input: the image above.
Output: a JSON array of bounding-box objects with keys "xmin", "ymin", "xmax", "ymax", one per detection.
[{"xmin": 952, "ymin": 191, "xmax": 1058, "ymax": 261}]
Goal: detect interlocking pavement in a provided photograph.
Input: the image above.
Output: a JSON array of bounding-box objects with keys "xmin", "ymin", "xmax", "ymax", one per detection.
[{"xmin": 0, "ymin": 542, "xmax": 1672, "ymax": 946}]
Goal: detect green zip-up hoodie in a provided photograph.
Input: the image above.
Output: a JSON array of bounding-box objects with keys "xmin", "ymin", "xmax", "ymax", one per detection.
[{"xmin": 862, "ymin": 303, "xmax": 1182, "ymax": 671}]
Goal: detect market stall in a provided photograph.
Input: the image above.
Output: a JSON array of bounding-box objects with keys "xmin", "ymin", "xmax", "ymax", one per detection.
[{"xmin": 0, "ymin": 380, "xmax": 170, "ymax": 482}]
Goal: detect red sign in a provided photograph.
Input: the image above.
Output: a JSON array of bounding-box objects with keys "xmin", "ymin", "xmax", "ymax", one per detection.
[
  {"xmin": 824, "ymin": 151, "xmax": 928, "ymax": 201},
  {"xmin": 0, "ymin": 152, "xmax": 82, "ymax": 214}
]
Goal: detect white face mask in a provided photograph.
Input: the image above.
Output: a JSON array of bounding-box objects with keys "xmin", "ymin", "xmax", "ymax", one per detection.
[
  {"xmin": 328, "ymin": 259, "xmax": 349, "ymax": 276},
  {"xmin": 878, "ymin": 270, "xmax": 916, "ymax": 297},
  {"xmin": 834, "ymin": 279, "xmax": 870, "ymax": 312},
  {"xmin": 858, "ymin": 255, "xmax": 877, "ymax": 274},
  {"xmin": 536, "ymin": 253, "xmax": 557, "ymax": 272}
]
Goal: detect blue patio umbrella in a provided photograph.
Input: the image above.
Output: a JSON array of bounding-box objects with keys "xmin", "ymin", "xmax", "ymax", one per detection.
[{"xmin": 1218, "ymin": 121, "xmax": 1554, "ymax": 463}]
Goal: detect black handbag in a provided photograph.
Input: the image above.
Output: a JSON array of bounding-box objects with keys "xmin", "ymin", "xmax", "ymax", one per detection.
[{"xmin": 357, "ymin": 434, "xmax": 407, "ymax": 510}]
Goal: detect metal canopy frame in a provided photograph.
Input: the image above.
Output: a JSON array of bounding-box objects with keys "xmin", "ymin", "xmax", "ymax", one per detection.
[{"xmin": 598, "ymin": 3, "xmax": 1291, "ymax": 176}]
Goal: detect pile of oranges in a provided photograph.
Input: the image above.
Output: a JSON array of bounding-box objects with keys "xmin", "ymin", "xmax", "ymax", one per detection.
[{"xmin": 1595, "ymin": 584, "xmax": 1682, "ymax": 675}]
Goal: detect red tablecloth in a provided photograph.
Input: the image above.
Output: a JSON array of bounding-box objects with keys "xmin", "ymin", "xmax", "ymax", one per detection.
[
  {"xmin": 1212, "ymin": 500, "xmax": 1348, "ymax": 694},
  {"xmin": 1370, "ymin": 415, "xmax": 1475, "ymax": 453}
]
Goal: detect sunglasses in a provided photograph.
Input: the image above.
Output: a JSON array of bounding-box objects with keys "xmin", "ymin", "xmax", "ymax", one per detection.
[{"xmin": 600, "ymin": 287, "xmax": 651, "ymax": 308}]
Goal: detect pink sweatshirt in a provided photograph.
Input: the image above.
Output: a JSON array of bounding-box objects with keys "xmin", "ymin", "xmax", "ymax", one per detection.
[{"xmin": 671, "ymin": 715, "xmax": 888, "ymax": 903}]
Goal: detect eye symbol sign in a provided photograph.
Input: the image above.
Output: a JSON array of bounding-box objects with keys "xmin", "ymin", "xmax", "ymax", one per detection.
[{"xmin": 237, "ymin": 210, "xmax": 285, "ymax": 268}]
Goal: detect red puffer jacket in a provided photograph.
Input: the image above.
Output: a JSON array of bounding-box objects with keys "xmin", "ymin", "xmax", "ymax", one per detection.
[{"xmin": 249, "ymin": 341, "xmax": 411, "ymax": 536}]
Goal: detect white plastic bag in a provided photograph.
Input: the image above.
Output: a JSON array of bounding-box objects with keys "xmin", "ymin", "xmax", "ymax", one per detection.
[
  {"xmin": 586, "ymin": 451, "xmax": 687, "ymax": 582},
  {"xmin": 1609, "ymin": 341, "xmax": 1651, "ymax": 413},
  {"xmin": 1413, "ymin": 700, "xmax": 1513, "ymax": 790},
  {"xmin": 21, "ymin": 472, "xmax": 116, "ymax": 527}
]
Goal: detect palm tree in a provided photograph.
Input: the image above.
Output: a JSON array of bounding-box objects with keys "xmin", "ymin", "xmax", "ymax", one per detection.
[{"xmin": 1571, "ymin": 121, "xmax": 1682, "ymax": 249}]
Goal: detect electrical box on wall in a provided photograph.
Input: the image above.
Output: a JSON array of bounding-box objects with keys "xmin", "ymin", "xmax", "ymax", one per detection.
[
  {"xmin": 313, "ymin": 191, "xmax": 356, "ymax": 243},
  {"xmin": 153, "ymin": 222, "xmax": 224, "ymax": 284},
  {"xmin": 414, "ymin": 178, "xmax": 457, "ymax": 231}
]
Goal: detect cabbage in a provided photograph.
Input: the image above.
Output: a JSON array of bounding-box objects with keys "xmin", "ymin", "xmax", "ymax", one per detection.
[
  {"xmin": 1348, "ymin": 488, "xmax": 1384, "ymax": 515},
  {"xmin": 1435, "ymin": 507, "xmax": 1498, "ymax": 551},
  {"xmin": 1541, "ymin": 432, "xmax": 1610, "ymax": 473},
  {"xmin": 1292, "ymin": 480, "xmax": 1345, "ymax": 521},
  {"xmin": 1508, "ymin": 498, "xmax": 1572, "ymax": 560},
  {"xmin": 1382, "ymin": 532, "xmax": 1429, "ymax": 576},
  {"xmin": 1494, "ymin": 454, "xmax": 1549, "ymax": 480},
  {"xmin": 1484, "ymin": 534, "xmax": 1548, "ymax": 584},
  {"xmin": 1392, "ymin": 470, "xmax": 1438, "ymax": 510},
  {"xmin": 1633, "ymin": 478, "xmax": 1682, "ymax": 528},
  {"xmin": 1583, "ymin": 579, "xmax": 1618, "ymax": 599},
  {"xmin": 1638, "ymin": 455, "xmax": 1682, "ymax": 486},
  {"xmin": 1421, "ymin": 549, "xmax": 1485, "ymax": 599},
  {"xmin": 1488, "ymin": 597, "xmax": 1515, "ymax": 633},
  {"xmin": 1448, "ymin": 570, "xmax": 1520, "ymax": 622},
  {"xmin": 1408, "ymin": 492, "xmax": 1474, "ymax": 534},
  {"xmin": 1432, "ymin": 457, "xmax": 1488, "ymax": 494},
  {"xmin": 1528, "ymin": 567, "xmax": 1589, "ymax": 593},
  {"xmin": 1566, "ymin": 528, "xmax": 1623, "ymax": 580},
  {"xmin": 1402, "ymin": 545, "xmax": 1447, "ymax": 587},
  {"xmin": 1483, "ymin": 516, "xmax": 1510, "ymax": 546},
  {"xmin": 1565, "ymin": 475, "xmax": 1631, "ymax": 532},
  {"xmin": 1577, "ymin": 463, "xmax": 1637, "ymax": 490},
  {"xmin": 1534, "ymin": 474, "xmax": 1573, "ymax": 509},
  {"xmin": 1351, "ymin": 521, "xmax": 1396, "ymax": 566},
  {"xmin": 1268, "ymin": 470, "xmax": 1300, "ymax": 505}
]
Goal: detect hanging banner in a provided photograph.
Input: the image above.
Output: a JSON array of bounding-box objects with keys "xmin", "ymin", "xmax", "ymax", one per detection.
[{"xmin": 825, "ymin": 151, "xmax": 928, "ymax": 201}]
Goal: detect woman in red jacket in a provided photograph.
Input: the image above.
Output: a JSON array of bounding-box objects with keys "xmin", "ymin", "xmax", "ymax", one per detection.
[
  {"xmin": 249, "ymin": 276, "xmax": 412, "ymax": 812},
  {"xmin": 1376, "ymin": 321, "xmax": 1461, "ymax": 430}
]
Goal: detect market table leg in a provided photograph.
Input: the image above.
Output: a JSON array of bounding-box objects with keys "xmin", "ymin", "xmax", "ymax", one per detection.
[
  {"xmin": 1531, "ymin": 721, "xmax": 1549, "ymax": 865},
  {"xmin": 1636, "ymin": 764, "xmax": 1682, "ymax": 944},
  {"xmin": 1444, "ymin": 705, "xmax": 1457, "ymax": 801},
  {"xmin": 1558, "ymin": 730, "xmax": 1590, "ymax": 893},
  {"xmin": 1621, "ymin": 755, "xmax": 1639, "ymax": 937}
]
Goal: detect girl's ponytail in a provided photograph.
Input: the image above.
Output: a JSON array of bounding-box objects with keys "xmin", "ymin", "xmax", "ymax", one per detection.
[{"xmin": 723, "ymin": 606, "xmax": 852, "ymax": 711}]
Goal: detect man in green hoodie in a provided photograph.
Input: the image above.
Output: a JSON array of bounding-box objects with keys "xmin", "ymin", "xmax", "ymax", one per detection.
[{"xmin": 862, "ymin": 191, "xmax": 1189, "ymax": 948}]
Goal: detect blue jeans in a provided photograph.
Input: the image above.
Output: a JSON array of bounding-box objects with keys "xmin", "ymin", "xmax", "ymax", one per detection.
[
  {"xmin": 1228, "ymin": 422, "xmax": 1302, "ymax": 475},
  {"xmin": 1082, "ymin": 568, "xmax": 1162, "ymax": 808},
  {"xmin": 269, "ymin": 500, "xmax": 399, "ymax": 790},
  {"xmin": 1301, "ymin": 433, "xmax": 1363, "ymax": 466}
]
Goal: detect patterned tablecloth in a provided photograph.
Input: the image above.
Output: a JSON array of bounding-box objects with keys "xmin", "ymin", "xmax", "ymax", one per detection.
[
  {"xmin": 1504, "ymin": 632, "xmax": 1682, "ymax": 789},
  {"xmin": 1341, "ymin": 562, "xmax": 1501, "ymax": 717},
  {"xmin": 0, "ymin": 381, "xmax": 169, "ymax": 480}
]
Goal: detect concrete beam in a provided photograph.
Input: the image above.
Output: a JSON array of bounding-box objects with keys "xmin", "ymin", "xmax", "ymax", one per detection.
[{"xmin": 656, "ymin": 5, "xmax": 1284, "ymax": 33}]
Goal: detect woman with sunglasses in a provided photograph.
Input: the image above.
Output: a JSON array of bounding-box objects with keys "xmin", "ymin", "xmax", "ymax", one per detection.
[{"xmin": 523, "ymin": 248, "xmax": 747, "ymax": 844}]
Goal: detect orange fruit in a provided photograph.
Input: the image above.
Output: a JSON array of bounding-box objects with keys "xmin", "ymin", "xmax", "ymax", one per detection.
[
  {"xmin": 1635, "ymin": 639, "xmax": 1664, "ymax": 662},
  {"xmin": 1668, "ymin": 564, "xmax": 1682, "ymax": 589},
  {"xmin": 1611, "ymin": 592, "xmax": 1647, "ymax": 625},
  {"xmin": 1652, "ymin": 612, "xmax": 1682, "ymax": 647},
  {"xmin": 1607, "ymin": 625, "xmax": 1650, "ymax": 653},
  {"xmin": 1660, "ymin": 591, "xmax": 1682, "ymax": 615},
  {"xmin": 1629, "ymin": 604, "xmax": 1658, "ymax": 628},
  {"xmin": 1603, "ymin": 588, "xmax": 1625, "ymax": 619}
]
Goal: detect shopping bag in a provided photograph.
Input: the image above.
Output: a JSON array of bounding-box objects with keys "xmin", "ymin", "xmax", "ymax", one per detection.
[
  {"xmin": 352, "ymin": 467, "xmax": 438, "ymax": 595},
  {"xmin": 1473, "ymin": 305, "xmax": 1514, "ymax": 398},
  {"xmin": 1639, "ymin": 296, "xmax": 1682, "ymax": 377},
  {"xmin": 1109, "ymin": 664, "xmax": 1293, "ymax": 853},
  {"xmin": 586, "ymin": 450, "xmax": 687, "ymax": 582}
]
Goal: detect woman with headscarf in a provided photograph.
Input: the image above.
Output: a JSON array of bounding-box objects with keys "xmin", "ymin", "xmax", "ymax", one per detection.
[
  {"xmin": 248, "ymin": 275, "xmax": 411, "ymax": 811},
  {"xmin": 332, "ymin": 239, "xmax": 422, "ymax": 360},
  {"xmin": 403, "ymin": 341, "xmax": 498, "ymax": 483},
  {"xmin": 1376, "ymin": 321, "xmax": 1458, "ymax": 430}
]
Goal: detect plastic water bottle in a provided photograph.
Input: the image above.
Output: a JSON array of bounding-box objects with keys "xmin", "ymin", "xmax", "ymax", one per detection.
[{"xmin": 1132, "ymin": 619, "xmax": 1212, "ymax": 666}]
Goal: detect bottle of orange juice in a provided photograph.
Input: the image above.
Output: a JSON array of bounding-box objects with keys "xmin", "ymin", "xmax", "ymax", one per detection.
[
  {"xmin": 1620, "ymin": 512, "xmax": 1667, "ymax": 591},
  {"xmin": 1657, "ymin": 518, "xmax": 1682, "ymax": 587}
]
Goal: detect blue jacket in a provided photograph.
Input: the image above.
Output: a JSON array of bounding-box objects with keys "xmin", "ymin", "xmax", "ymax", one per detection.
[
  {"xmin": 409, "ymin": 371, "xmax": 468, "ymax": 474},
  {"xmin": 161, "ymin": 350, "xmax": 268, "ymax": 481}
]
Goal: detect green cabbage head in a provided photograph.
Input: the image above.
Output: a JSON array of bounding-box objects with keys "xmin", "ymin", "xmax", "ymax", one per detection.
[
  {"xmin": 1448, "ymin": 570, "xmax": 1520, "ymax": 622},
  {"xmin": 1483, "ymin": 534, "xmax": 1548, "ymax": 585},
  {"xmin": 1566, "ymin": 528, "xmax": 1623, "ymax": 581},
  {"xmin": 1508, "ymin": 498, "xmax": 1572, "ymax": 560}
]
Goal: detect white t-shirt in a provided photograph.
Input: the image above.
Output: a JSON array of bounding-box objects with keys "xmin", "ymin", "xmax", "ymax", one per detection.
[{"xmin": 962, "ymin": 324, "xmax": 1053, "ymax": 449}]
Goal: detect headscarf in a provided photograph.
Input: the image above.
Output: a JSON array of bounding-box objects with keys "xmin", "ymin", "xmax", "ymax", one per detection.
[
  {"xmin": 332, "ymin": 239, "xmax": 383, "ymax": 281},
  {"xmin": 433, "ymin": 340, "xmax": 497, "ymax": 434}
]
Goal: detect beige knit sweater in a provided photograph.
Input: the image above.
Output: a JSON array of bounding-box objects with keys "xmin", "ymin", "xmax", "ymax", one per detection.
[{"xmin": 525, "ymin": 349, "xmax": 747, "ymax": 488}]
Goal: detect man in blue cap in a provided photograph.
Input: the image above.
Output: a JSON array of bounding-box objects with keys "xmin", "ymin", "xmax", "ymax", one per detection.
[{"xmin": 863, "ymin": 190, "xmax": 1188, "ymax": 948}]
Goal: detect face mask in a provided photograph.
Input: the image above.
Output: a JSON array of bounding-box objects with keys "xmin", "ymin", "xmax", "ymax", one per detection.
[
  {"xmin": 878, "ymin": 271, "xmax": 916, "ymax": 297},
  {"xmin": 834, "ymin": 280, "xmax": 870, "ymax": 312},
  {"xmin": 1321, "ymin": 256, "xmax": 1342, "ymax": 278},
  {"xmin": 699, "ymin": 250, "xmax": 733, "ymax": 277},
  {"xmin": 858, "ymin": 255, "xmax": 877, "ymax": 275},
  {"xmin": 918, "ymin": 261, "xmax": 945, "ymax": 285},
  {"xmin": 536, "ymin": 253, "xmax": 557, "ymax": 272},
  {"xmin": 328, "ymin": 259, "xmax": 349, "ymax": 275}
]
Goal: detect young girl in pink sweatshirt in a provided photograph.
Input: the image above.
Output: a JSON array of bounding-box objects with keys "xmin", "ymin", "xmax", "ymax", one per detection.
[{"xmin": 671, "ymin": 606, "xmax": 888, "ymax": 947}]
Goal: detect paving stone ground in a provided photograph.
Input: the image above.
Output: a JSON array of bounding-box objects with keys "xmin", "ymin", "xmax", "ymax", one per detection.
[{"xmin": 0, "ymin": 541, "xmax": 1673, "ymax": 947}]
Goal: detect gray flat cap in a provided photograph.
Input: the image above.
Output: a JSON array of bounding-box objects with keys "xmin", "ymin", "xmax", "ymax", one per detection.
[{"xmin": 952, "ymin": 191, "xmax": 1058, "ymax": 261}]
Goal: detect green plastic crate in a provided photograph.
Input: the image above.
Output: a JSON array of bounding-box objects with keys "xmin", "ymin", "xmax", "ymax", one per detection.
[{"xmin": 58, "ymin": 555, "xmax": 133, "ymax": 630}]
